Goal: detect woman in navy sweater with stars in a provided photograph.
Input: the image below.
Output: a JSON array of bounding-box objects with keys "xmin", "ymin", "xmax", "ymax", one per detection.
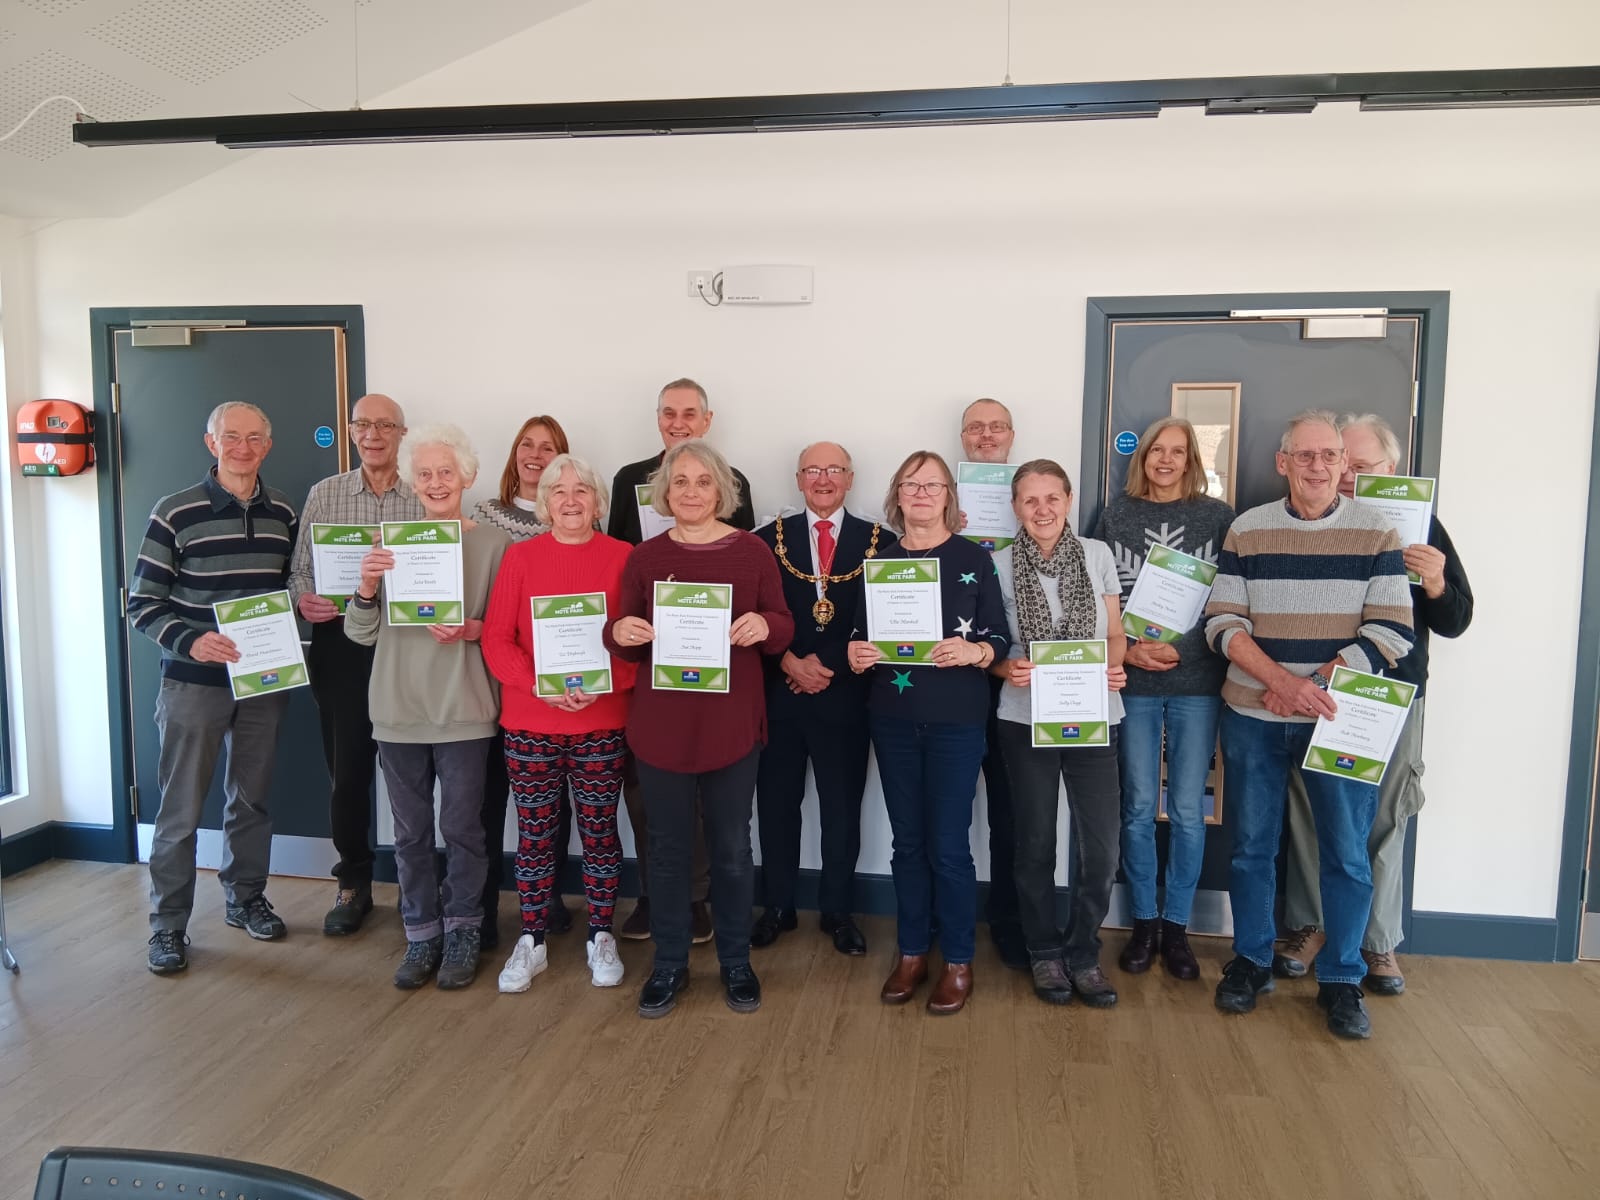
[{"xmin": 848, "ymin": 450, "xmax": 1008, "ymax": 1015}]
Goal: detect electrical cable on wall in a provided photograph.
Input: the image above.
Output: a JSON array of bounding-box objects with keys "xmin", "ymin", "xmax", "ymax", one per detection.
[
  {"xmin": 0, "ymin": 96, "xmax": 95, "ymax": 146},
  {"xmin": 696, "ymin": 272, "xmax": 725, "ymax": 307}
]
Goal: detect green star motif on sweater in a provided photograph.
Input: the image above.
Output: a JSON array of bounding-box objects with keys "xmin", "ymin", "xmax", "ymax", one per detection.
[
  {"xmin": 960, "ymin": 571, "xmax": 977, "ymax": 584},
  {"xmin": 890, "ymin": 670, "xmax": 914, "ymax": 694}
]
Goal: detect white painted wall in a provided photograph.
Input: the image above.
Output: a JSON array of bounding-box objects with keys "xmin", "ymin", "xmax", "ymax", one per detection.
[{"xmin": 5, "ymin": 0, "xmax": 1599, "ymax": 919}]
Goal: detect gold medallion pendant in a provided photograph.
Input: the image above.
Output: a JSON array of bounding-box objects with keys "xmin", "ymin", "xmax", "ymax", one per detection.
[{"xmin": 812, "ymin": 597, "xmax": 835, "ymax": 626}]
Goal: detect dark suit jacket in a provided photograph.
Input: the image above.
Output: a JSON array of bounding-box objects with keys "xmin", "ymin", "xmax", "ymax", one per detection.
[
  {"xmin": 606, "ymin": 451, "xmax": 757, "ymax": 545},
  {"xmin": 754, "ymin": 510, "xmax": 898, "ymax": 722}
]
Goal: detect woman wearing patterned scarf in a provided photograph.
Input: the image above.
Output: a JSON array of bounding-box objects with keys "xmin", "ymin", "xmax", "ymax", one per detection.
[{"xmin": 992, "ymin": 460, "xmax": 1127, "ymax": 1007}]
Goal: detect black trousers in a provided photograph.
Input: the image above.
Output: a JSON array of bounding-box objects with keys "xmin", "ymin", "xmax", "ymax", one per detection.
[
  {"xmin": 482, "ymin": 729, "xmax": 569, "ymax": 916},
  {"xmin": 756, "ymin": 711, "xmax": 870, "ymax": 914},
  {"xmin": 307, "ymin": 622, "xmax": 378, "ymax": 889},
  {"xmin": 637, "ymin": 746, "xmax": 761, "ymax": 969},
  {"xmin": 997, "ymin": 720, "xmax": 1121, "ymax": 970},
  {"xmin": 983, "ymin": 675, "xmax": 1020, "ymax": 929}
]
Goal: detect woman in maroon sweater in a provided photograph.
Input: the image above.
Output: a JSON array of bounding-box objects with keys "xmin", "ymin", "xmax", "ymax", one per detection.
[
  {"xmin": 482, "ymin": 454, "xmax": 636, "ymax": 994},
  {"xmin": 604, "ymin": 439, "xmax": 793, "ymax": 1019}
]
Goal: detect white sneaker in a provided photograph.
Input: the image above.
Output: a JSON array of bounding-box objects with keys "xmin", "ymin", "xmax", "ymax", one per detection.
[
  {"xmin": 587, "ymin": 931, "xmax": 625, "ymax": 988},
  {"xmin": 497, "ymin": 933, "xmax": 548, "ymax": 993}
]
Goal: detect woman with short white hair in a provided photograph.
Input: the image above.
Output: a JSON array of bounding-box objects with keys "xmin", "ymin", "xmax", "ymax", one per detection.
[{"xmin": 345, "ymin": 423, "xmax": 510, "ymax": 990}]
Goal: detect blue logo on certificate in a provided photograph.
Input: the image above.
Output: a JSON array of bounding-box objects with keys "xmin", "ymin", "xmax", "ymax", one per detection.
[
  {"xmin": 261, "ymin": 672, "xmax": 279, "ymax": 686},
  {"xmin": 896, "ymin": 644, "xmax": 916, "ymax": 657},
  {"xmin": 681, "ymin": 669, "xmax": 700, "ymax": 683},
  {"xmin": 978, "ymin": 538, "xmax": 996, "ymax": 550},
  {"xmin": 1060, "ymin": 725, "xmax": 1081, "ymax": 740},
  {"xmin": 1335, "ymin": 755, "xmax": 1356, "ymax": 770},
  {"xmin": 564, "ymin": 674, "xmax": 584, "ymax": 689},
  {"xmin": 1143, "ymin": 624, "xmax": 1163, "ymax": 639},
  {"xmin": 418, "ymin": 604, "xmax": 435, "ymax": 617}
]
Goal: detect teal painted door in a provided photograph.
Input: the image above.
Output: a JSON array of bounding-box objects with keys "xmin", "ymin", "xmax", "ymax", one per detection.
[{"xmin": 115, "ymin": 326, "xmax": 348, "ymax": 843}]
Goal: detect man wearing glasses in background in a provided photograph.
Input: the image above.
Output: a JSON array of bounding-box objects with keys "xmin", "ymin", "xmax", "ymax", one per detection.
[
  {"xmin": 1203, "ymin": 410, "xmax": 1414, "ymax": 1040},
  {"xmin": 289, "ymin": 393, "xmax": 423, "ymax": 936},
  {"xmin": 958, "ymin": 398, "xmax": 1029, "ymax": 970}
]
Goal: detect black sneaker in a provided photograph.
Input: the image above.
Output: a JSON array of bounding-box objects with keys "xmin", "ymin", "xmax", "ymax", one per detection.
[
  {"xmin": 722, "ymin": 962, "xmax": 762, "ymax": 1013},
  {"xmin": 436, "ymin": 927, "xmax": 482, "ymax": 990},
  {"xmin": 147, "ymin": 929, "xmax": 189, "ymax": 975},
  {"xmin": 1318, "ymin": 982, "xmax": 1373, "ymax": 1040},
  {"xmin": 1214, "ymin": 956, "xmax": 1274, "ymax": 1014},
  {"xmin": 224, "ymin": 894, "xmax": 287, "ymax": 940},
  {"xmin": 393, "ymin": 935, "xmax": 443, "ymax": 989},
  {"xmin": 638, "ymin": 966, "xmax": 691, "ymax": 1019},
  {"xmin": 322, "ymin": 885, "xmax": 373, "ymax": 936}
]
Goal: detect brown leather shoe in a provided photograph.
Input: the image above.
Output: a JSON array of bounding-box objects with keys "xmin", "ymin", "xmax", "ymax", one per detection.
[
  {"xmin": 927, "ymin": 962, "xmax": 974, "ymax": 1014},
  {"xmin": 880, "ymin": 953, "xmax": 929, "ymax": 1005},
  {"xmin": 1159, "ymin": 920, "xmax": 1200, "ymax": 980},
  {"xmin": 1119, "ymin": 918, "xmax": 1158, "ymax": 974}
]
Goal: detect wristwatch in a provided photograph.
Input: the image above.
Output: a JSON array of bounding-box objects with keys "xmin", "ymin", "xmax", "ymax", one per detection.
[{"xmin": 1310, "ymin": 671, "xmax": 1330, "ymax": 691}]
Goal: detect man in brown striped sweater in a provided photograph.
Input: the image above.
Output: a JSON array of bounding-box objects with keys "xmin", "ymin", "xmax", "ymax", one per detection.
[{"xmin": 1203, "ymin": 410, "xmax": 1413, "ymax": 1040}]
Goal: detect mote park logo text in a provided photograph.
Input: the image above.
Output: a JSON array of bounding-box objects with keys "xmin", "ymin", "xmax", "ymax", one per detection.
[
  {"xmin": 553, "ymin": 600, "xmax": 589, "ymax": 616},
  {"xmin": 405, "ymin": 528, "xmax": 440, "ymax": 543},
  {"xmin": 1374, "ymin": 484, "xmax": 1413, "ymax": 498},
  {"xmin": 1353, "ymin": 683, "xmax": 1391, "ymax": 700},
  {"xmin": 884, "ymin": 566, "xmax": 921, "ymax": 582},
  {"xmin": 676, "ymin": 591, "xmax": 712, "ymax": 605},
  {"xmin": 237, "ymin": 601, "xmax": 271, "ymax": 619},
  {"xmin": 1049, "ymin": 648, "xmax": 1087, "ymax": 662}
]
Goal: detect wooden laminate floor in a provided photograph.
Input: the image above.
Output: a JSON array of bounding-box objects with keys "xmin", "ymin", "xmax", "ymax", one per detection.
[{"xmin": 1, "ymin": 860, "xmax": 1597, "ymax": 1199}]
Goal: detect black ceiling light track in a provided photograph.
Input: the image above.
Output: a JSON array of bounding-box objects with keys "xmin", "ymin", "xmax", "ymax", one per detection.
[{"xmin": 70, "ymin": 66, "xmax": 1600, "ymax": 150}]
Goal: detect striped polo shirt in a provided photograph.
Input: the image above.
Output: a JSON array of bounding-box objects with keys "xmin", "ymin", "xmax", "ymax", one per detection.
[
  {"xmin": 128, "ymin": 468, "xmax": 298, "ymax": 687},
  {"xmin": 1203, "ymin": 497, "xmax": 1413, "ymax": 721}
]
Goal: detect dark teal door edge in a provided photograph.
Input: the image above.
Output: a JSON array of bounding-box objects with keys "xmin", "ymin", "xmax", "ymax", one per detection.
[{"xmin": 1408, "ymin": 911, "xmax": 1559, "ymax": 963}]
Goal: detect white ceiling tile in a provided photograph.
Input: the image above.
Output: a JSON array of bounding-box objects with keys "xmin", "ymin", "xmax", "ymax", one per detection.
[
  {"xmin": 85, "ymin": 0, "xmax": 328, "ymax": 86},
  {"xmin": 0, "ymin": 48, "xmax": 164, "ymax": 161}
]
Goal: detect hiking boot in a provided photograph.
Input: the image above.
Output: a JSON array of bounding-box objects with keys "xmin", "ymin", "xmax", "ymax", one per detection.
[
  {"xmin": 1160, "ymin": 920, "xmax": 1200, "ymax": 981},
  {"xmin": 436, "ymin": 927, "xmax": 482, "ymax": 990},
  {"xmin": 393, "ymin": 936, "xmax": 443, "ymax": 989},
  {"xmin": 322, "ymin": 885, "xmax": 373, "ymax": 936},
  {"xmin": 1272, "ymin": 925, "xmax": 1324, "ymax": 978},
  {"xmin": 224, "ymin": 894, "xmax": 286, "ymax": 941},
  {"xmin": 619, "ymin": 898, "xmax": 652, "ymax": 941},
  {"xmin": 1119, "ymin": 918, "xmax": 1158, "ymax": 974},
  {"xmin": 147, "ymin": 929, "xmax": 189, "ymax": 975},
  {"xmin": 1361, "ymin": 948, "xmax": 1405, "ymax": 996},
  {"xmin": 1070, "ymin": 963, "xmax": 1118, "ymax": 1008},
  {"xmin": 1030, "ymin": 957, "xmax": 1072, "ymax": 1005},
  {"xmin": 1215, "ymin": 956, "xmax": 1274, "ymax": 1014},
  {"xmin": 1319, "ymin": 982, "xmax": 1373, "ymax": 1039}
]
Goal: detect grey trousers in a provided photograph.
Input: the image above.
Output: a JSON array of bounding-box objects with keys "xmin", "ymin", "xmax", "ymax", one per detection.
[
  {"xmin": 1284, "ymin": 695, "xmax": 1426, "ymax": 953},
  {"xmin": 149, "ymin": 678, "xmax": 289, "ymax": 932},
  {"xmin": 379, "ymin": 738, "xmax": 491, "ymax": 940}
]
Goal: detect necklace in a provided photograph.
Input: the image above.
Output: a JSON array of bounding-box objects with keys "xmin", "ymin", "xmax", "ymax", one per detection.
[{"xmin": 773, "ymin": 515, "xmax": 881, "ymax": 626}]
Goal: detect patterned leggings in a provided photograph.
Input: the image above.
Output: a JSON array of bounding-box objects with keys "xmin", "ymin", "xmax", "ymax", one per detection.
[{"xmin": 504, "ymin": 727, "xmax": 625, "ymax": 936}]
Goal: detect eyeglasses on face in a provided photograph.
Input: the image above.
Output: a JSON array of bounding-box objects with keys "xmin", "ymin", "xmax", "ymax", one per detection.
[
  {"xmin": 216, "ymin": 432, "xmax": 267, "ymax": 448},
  {"xmin": 963, "ymin": 421, "xmax": 1013, "ymax": 436},
  {"xmin": 1286, "ymin": 449, "xmax": 1345, "ymax": 467},
  {"xmin": 898, "ymin": 480, "xmax": 948, "ymax": 496},
  {"xmin": 349, "ymin": 419, "xmax": 401, "ymax": 435},
  {"xmin": 799, "ymin": 466, "xmax": 850, "ymax": 480}
]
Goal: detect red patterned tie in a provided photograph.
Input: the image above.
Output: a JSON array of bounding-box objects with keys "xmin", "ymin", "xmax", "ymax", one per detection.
[{"xmin": 815, "ymin": 518, "xmax": 836, "ymax": 576}]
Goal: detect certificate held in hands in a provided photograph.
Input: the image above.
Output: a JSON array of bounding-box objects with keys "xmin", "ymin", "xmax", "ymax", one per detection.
[
  {"xmin": 1121, "ymin": 545, "xmax": 1218, "ymax": 644},
  {"xmin": 1302, "ymin": 667, "xmax": 1416, "ymax": 784},
  {"xmin": 531, "ymin": 593, "xmax": 612, "ymax": 696},
  {"xmin": 213, "ymin": 590, "xmax": 309, "ymax": 701},
  {"xmin": 309, "ymin": 523, "xmax": 378, "ymax": 612},
  {"xmin": 652, "ymin": 581, "xmax": 733, "ymax": 692},
  {"xmin": 1029, "ymin": 639, "xmax": 1109, "ymax": 747},
  {"xmin": 381, "ymin": 520, "xmax": 465, "ymax": 626},
  {"xmin": 1353, "ymin": 474, "xmax": 1435, "ymax": 583},
  {"xmin": 957, "ymin": 462, "xmax": 1019, "ymax": 551},
  {"xmin": 863, "ymin": 558, "xmax": 943, "ymax": 665}
]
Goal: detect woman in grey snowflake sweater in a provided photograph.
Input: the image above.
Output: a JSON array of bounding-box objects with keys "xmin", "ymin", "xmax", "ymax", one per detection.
[{"xmin": 1094, "ymin": 418, "xmax": 1234, "ymax": 982}]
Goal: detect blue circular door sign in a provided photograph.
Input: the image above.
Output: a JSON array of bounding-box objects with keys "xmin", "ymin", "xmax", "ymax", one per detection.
[
  {"xmin": 1114, "ymin": 430, "xmax": 1139, "ymax": 455},
  {"xmin": 314, "ymin": 425, "xmax": 335, "ymax": 448}
]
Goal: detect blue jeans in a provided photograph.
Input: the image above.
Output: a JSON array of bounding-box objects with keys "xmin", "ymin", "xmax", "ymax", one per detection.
[
  {"xmin": 1118, "ymin": 693, "xmax": 1221, "ymax": 927},
  {"xmin": 1219, "ymin": 708, "xmax": 1377, "ymax": 985},
  {"xmin": 870, "ymin": 714, "xmax": 987, "ymax": 964}
]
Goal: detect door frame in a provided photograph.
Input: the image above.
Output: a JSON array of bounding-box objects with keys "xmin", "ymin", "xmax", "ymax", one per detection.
[
  {"xmin": 1079, "ymin": 290, "xmax": 1450, "ymax": 948},
  {"xmin": 1558, "ymin": 342, "xmax": 1600, "ymax": 961},
  {"xmin": 90, "ymin": 305, "xmax": 366, "ymax": 864}
]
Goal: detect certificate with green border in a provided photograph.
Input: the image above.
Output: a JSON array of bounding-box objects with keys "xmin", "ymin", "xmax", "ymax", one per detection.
[
  {"xmin": 381, "ymin": 520, "xmax": 464, "ymax": 626},
  {"xmin": 1352, "ymin": 474, "xmax": 1435, "ymax": 583},
  {"xmin": 309, "ymin": 523, "xmax": 377, "ymax": 612},
  {"xmin": 531, "ymin": 592, "xmax": 612, "ymax": 696},
  {"xmin": 1121, "ymin": 545, "xmax": 1218, "ymax": 644},
  {"xmin": 213, "ymin": 590, "xmax": 309, "ymax": 700},
  {"xmin": 651, "ymin": 581, "xmax": 732, "ymax": 692},
  {"xmin": 1302, "ymin": 666, "xmax": 1417, "ymax": 784},
  {"xmin": 1029, "ymin": 639, "xmax": 1109, "ymax": 747},
  {"xmin": 864, "ymin": 558, "xmax": 942, "ymax": 665},
  {"xmin": 957, "ymin": 461, "xmax": 1019, "ymax": 551}
]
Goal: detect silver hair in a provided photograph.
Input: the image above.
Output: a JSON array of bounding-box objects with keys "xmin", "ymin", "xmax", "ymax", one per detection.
[
  {"xmin": 1337, "ymin": 412, "xmax": 1403, "ymax": 470},
  {"xmin": 534, "ymin": 453, "xmax": 611, "ymax": 526},
  {"xmin": 795, "ymin": 441, "xmax": 854, "ymax": 471},
  {"xmin": 649, "ymin": 439, "xmax": 742, "ymax": 520},
  {"xmin": 1279, "ymin": 409, "xmax": 1342, "ymax": 454},
  {"xmin": 398, "ymin": 423, "xmax": 479, "ymax": 485},
  {"xmin": 207, "ymin": 401, "xmax": 272, "ymax": 439}
]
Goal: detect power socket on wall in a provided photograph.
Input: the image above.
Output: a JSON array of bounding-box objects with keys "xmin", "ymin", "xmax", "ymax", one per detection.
[{"xmin": 685, "ymin": 270, "xmax": 717, "ymax": 298}]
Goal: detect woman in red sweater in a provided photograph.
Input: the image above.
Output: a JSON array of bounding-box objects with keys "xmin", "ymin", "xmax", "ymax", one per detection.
[
  {"xmin": 482, "ymin": 454, "xmax": 636, "ymax": 991},
  {"xmin": 604, "ymin": 439, "xmax": 794, "ymax": 1020}
]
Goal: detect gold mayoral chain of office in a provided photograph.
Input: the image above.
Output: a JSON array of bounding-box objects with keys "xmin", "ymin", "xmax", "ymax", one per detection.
[{"xmin": 772, "ymin": 515, "xmax": 881, "ymax": 626}]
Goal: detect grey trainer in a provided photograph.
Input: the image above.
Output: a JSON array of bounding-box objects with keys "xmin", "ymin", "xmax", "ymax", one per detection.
[
  {"xmin": 147, "ymin": 929, "xmax": 189, "ymax": 975},
  {"xmin": 393, "ymin": 935, "xmax": 443, "ymax": 989},
  {"xmin": 436, "ymin": 927, "xmax": 482, "ymax": 990},
  {"xmin": 224, "ymin": 894, "xmax": 287, "ymax": 940},
  {"xmin": 1030, "ymin": 957, "xmax": 1073, "ymax": 1005}
]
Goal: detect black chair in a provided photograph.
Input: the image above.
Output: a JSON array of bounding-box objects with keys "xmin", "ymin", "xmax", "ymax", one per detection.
[{"xmin": 35, "ymin": 1148, "xmax": 365, "ymax": 1200}]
